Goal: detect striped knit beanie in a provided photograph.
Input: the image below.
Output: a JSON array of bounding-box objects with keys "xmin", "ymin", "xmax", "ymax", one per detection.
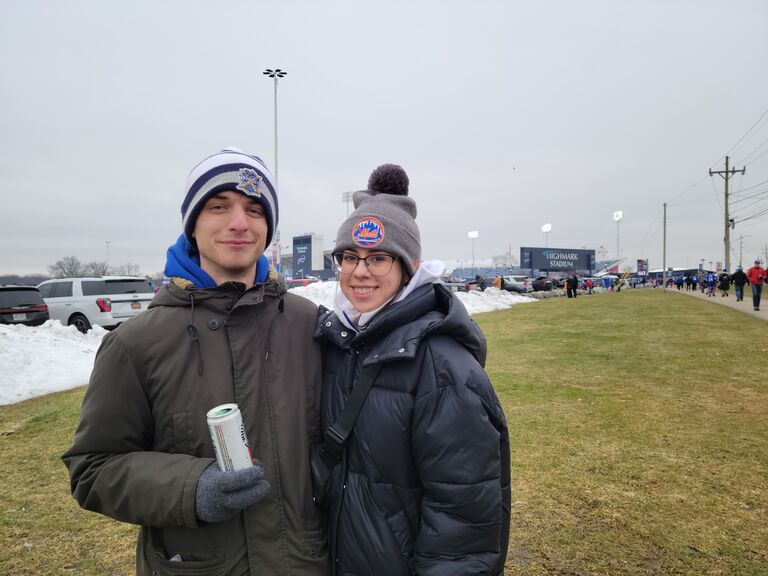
[{"xmin": 181, "ymin": 147, "xmax": 278, "ymax": 248}]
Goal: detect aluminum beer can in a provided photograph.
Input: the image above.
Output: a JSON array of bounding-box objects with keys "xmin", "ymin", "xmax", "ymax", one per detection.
[{"xmin": 206, "ymin": 403, "xmax": 253, "ymax": 471}]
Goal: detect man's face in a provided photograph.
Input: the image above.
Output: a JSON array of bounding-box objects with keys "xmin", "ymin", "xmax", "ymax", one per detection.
[{"xmin": 193, "ymin": 191, "xmax": 268, "ymax": 284}]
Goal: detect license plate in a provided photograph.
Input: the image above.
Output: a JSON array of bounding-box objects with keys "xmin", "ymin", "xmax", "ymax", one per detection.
[
  {"xmin": 131, "ymin": 302, "xmax": 141, "ymax": 310},
  {"xmin": 13, "ymin": 313, "xmax": 27, "ymax": 321}
]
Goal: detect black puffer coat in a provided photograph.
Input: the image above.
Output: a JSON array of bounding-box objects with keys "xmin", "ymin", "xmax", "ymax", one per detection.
[{"xmin": 315, "ymin": 282, "xmax": 510, "ymax": 576}]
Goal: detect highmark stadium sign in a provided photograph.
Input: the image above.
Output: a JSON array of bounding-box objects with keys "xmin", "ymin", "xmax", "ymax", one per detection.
[{"xmin": 520, "ymin": 247, "xmax": 595, "ymax": 271}]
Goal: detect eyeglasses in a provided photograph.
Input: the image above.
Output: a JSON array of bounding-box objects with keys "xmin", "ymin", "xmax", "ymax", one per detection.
[{"xmin": 333, "ymin": 252, "xmax": 397, "ymax": 276}]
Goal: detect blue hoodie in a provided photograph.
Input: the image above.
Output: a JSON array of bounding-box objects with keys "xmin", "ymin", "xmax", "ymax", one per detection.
[{"xmin": 163, "ymin": 234, "xmax": 270, "ymax": 289}]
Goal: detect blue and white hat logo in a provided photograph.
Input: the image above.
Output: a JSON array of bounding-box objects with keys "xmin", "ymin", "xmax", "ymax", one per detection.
[
  {"xmin": 353, "ymin": 217, "xmax": 385, "ymax": 247},
  {"xmin": 236, "ymin": 168, "xmax": 264, "ymax": 197}
]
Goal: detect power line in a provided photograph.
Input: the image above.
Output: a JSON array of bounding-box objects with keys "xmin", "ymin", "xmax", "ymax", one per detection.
[
  {"xmin": 736, "ymin": 135, "xmax": 768, "ymax": 165},
  {"xmin": 737, "ymin": 205, "xmax": 768, "ymax": 223},
  {"xmin": 731, "ymin": 177, "xmax": 768, "ymax": 195},
  {"xmin": 730, "ymin": 186, "xmax": 768, "ymax": 205},
  {"xmin": 726, "ymin": 105, "xmax": 768, "ymax": 158},
  {"xmin": 732, "ymin": 196, "xmax": 768, "ymax": 218},
  {"xmin": 743, "ymin": 145, "xmax": 768, "ymax": 167}
]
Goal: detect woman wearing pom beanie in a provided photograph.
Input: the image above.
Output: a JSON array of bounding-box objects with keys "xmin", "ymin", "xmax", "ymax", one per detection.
[{"xmin": 313, "ymin": 164, "xmax": 510, "ymax": 575}]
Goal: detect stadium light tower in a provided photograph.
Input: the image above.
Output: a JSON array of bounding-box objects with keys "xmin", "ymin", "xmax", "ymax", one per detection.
[
  {"xmin": 263, "ymin": 68, "xmax": 287, "ymax": 269},
  {"xmin": 468, "ymin": 230, "xmax": 479, "ymax": 277},
  {"xmin": 541, "ymin": 223, "xmax": 552, "ymax": 248},
  {"xmin": 341, "ymin": 191, "xmax": 354, "ymax": 216},
  {"xmin": 613, "ymin": 211, "xmax": 623, "ymax": 260}
]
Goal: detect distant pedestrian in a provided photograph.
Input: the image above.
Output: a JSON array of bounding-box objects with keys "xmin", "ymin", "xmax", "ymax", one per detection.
[
  {"xmin": 492, "ymin": 275, "xmax": 502, "ymax": 290},
  {"xmin": 585, "ymin": 278, "xmax": 594, "ymax": 294},
  {"xmin": 566, "ymin": 274, "xmax": 578, "ymax": 298},
  {"xmin": 746, "ymin": 259, "xmax": 767, "ymax": 311},
  {"xmin": 731, "ymin": 266, "xmax": 747, "ymax": 302},
  {"xmin": 691, "ymin": 274, "xmax": 698, "ymax": 292},
  {"xmin": 717, "ymin": 269, "xmax": 731, "ymax": 297},
  {"xmin": 705, "ymin": 272, "xmax": 717, "ymax": 297},
  {"xmin": 685, "ymin": 275, "xmax": 692, "ymax": 291}
]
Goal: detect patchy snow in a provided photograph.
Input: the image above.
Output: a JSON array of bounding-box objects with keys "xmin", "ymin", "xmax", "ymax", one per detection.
[{"xmin": 0, "ymin": 282, "xmax": 534, "ymax": 405}]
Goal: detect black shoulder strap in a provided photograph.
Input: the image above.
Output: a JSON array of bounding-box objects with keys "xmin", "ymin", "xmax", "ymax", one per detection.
[{"xmin": 323, "ymin": 361, "xmax": 382, "ymax": 460}]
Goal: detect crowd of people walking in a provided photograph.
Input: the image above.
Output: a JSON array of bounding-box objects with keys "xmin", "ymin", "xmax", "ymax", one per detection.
[{"xmin": 671, "ymin": 260, "xmax": 766, "ymax": 311}]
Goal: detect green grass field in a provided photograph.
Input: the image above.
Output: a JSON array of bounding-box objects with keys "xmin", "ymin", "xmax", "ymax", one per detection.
[{"xmin": 1, "ymin": 289, "xmax": 766, "ymax": 575}]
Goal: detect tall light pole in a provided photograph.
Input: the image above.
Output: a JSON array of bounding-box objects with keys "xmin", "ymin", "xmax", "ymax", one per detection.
[
  {"xmin": 613, "ymin": 211, "xmax": 623, "ymax": 260},
  {"xmin": 105, "ymin": 241, "xmax": 111, "ymax": 275},
  {"xmin": 468, "ymin": 230, "xmax": 479, "ymax": 277},
  {"xmin": 263, "ymin": 68, "xmax": 286, "ymax": 269},
  {"xmin": 341, "ymin": 191, "xmax": 354, "ymax": 216},
  {"xmin": 541, "ymin": 223, "xmax": 552, "ymax": 248},
  {"xmin": 739, "ymin": 234, "xmax": 752, "ymax": 269}
]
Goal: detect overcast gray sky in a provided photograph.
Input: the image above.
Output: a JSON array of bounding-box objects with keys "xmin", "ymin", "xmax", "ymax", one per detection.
[{"xmin": 2, "ymin": 0, "xmax": 767, "ymax": 276}]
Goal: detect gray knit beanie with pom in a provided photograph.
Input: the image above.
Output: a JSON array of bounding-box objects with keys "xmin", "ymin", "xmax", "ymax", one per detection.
[{"xmin": 334, "ymin": 164, "xmax": 421, "ymax": 277}]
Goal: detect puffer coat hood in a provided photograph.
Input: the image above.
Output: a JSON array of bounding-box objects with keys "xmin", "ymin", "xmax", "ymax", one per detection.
[{"xmin": 316, "ymin": 281, "xmax": 487, "ymax": 366}]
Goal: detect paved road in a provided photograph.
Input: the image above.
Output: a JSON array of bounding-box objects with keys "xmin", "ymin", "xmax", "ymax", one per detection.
[{"xmin": 671, "ymin": 286, "xmax": 767, "ymax": 321}]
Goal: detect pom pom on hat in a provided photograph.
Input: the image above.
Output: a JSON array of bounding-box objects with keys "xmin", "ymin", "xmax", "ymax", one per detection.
[{"xmin": 368, "ymin": 164, "xmax": 409, "ymax": 196}]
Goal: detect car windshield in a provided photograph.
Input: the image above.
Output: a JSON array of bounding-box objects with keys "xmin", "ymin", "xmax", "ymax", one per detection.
[
  {"xmin": 81, "ymin": 279, "xmax": 153, "ymax": 296},
  {"xmin": 0, "ymin": 288, "xmax": 45, "ymax": 308}
]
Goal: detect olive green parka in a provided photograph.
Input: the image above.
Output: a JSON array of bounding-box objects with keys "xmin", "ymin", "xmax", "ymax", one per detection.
[{"xmin": 63, "ymin": 275, "xmax": 328, "ymax": 575}]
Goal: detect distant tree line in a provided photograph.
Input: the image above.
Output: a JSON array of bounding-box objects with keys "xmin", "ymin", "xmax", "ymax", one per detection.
[
  {"xmin": 1, "ymin": 256, "xmax": 164, "ymax": 287},
  {"xmin": 46, "ymin": 255, "xmax": 142, "ymax": 278}
]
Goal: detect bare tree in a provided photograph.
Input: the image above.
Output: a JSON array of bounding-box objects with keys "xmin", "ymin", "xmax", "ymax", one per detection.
[
  {"xmin": 84, "ymin": 261, "xmax": 109, "ymax": 276},
  {"xmin": 112, "ymin": 262, "xmax": 141, "ymax": 276},
  {"xmin": 48, "ymin": 256, "xmax": 84, "ymax": 278}
]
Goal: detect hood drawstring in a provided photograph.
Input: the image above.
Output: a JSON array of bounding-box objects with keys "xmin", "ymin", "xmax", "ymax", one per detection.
[
  {"xmin": 278, "ymin": 292, "xmax": 284, "ymax": 313},
  {"xmin": 186, "ymin": 293, "xmax": 203, "ymax": 376}
]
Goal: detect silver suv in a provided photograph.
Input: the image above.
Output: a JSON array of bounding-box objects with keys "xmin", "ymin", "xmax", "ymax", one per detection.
[{"xmin": 37, "ymin": 276, "xmax": 154, "ymax": 333}]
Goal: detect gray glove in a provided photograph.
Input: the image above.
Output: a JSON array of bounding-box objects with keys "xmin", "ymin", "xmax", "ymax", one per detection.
[{"xmin": 195, "ymin": 460, "xmax": 270, "ymax": 524}]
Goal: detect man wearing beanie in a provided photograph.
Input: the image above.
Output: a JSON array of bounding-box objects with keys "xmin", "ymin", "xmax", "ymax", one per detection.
[
  {"xmin": 314, "ymin": 164, "xmax": 510, "ymax": 574},
  {"xmin": 64, "ymin": 148, "xmax": 328, "ymax": 575}
]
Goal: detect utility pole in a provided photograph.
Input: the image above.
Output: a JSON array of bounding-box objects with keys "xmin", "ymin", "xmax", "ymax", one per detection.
[
  {"xmin": 662, "ymin": 203, "xmax": 667, "ymax": 290},
  {"xmin": 709, "ymin": 156, "xmax": 745, "ymax": 272}
]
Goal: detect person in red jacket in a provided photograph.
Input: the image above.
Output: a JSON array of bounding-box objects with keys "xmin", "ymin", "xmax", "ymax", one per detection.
[{"xmin": 746, "ymin": 259, "xmax": 767, "ymax": 311}]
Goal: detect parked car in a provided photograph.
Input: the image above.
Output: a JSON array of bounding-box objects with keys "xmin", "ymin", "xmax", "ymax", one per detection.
[
  {"xmin": 503, "ymin": 275, "xmax": 532, "ymax": 293},
  {"xmin": 0, "ymin": 285, "xmax": 50, "ymax": 327},
  {"xmin": 37, "ymin": 276, "xmax": 154, "ymax": 333},
  {"xmin": 531, "ymin": 276, "xmax": 553, "ymax": 291}
]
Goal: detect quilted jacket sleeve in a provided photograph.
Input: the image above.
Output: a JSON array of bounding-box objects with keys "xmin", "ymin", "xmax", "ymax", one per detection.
[{"xmin": 411, "ymin": 339, "xmax": 510, "ymax": 576}]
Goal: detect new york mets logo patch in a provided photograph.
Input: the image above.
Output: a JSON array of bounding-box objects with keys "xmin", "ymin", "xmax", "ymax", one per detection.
[
  {"xmin": 236, "ymin": 168, "xmax": 264, "ymax": 197},
  {"xmin": 353, "ymin": 217, "xmax": 385, "ymax": 247}
]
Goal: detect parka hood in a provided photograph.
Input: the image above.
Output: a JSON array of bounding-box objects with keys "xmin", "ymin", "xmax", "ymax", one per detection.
[
  {"xmin": 150, "ymin": 269, "xmax": 287, "ymax": 310},
  {"xmin": 317, "ymin": 282, "xmax": 487, "ymax": 368}
]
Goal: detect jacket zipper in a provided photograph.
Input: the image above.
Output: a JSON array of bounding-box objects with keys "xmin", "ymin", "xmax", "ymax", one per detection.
[{"xmin": 330, "ymin": 349, "xmax": 359, "ymax": 575}]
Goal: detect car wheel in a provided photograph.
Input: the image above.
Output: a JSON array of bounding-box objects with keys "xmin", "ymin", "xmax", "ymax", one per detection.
[{"xmin": 69, "ymin": 313, "xmax": 91, "ymax": 334}]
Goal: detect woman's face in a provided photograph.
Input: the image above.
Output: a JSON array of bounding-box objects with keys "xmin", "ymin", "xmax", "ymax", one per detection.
[{"xmin": 337, "ymin": 247, "xmax": 404, "ymax": 313}]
